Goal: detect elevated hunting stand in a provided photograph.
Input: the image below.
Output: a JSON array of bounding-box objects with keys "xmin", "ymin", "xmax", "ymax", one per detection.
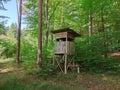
[{"xmin": 51, "ymin": 28, "xmax": 81, "ymax": 74}]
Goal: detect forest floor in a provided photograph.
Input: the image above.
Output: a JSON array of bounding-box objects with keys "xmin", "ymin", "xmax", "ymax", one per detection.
[{"xmin": 0, "ymin": 58, "xmax": 120, "ymax": 90}]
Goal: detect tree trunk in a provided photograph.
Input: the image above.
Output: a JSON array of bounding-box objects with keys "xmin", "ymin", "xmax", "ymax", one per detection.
[
  {"xmin": 88, "ymin": 10, "xmax": 93, "ymax": 53},
  {"xmin": 100, "ymin": 1, "xmax": 107, "ymax": 57},
  {"xmin": 16, "ymin": 0, "xmax": 22, "ymax": 64},
  {"xmin": 88, "ymin": 10, "xmax": 92, "ymax": 37},
  {"xmin": 51, "ymin": 19, "xmax": 54, "ymax": 41},
  {"xmin": 61, "ymin": 1, "xmax": 64, "ymax": 28},
  {"xmin": 45, "ymin": 0, "xmax": 49, "ymax": 46},
  {"xmin": 37, "ymin": 0, "xmax": 43, "ymax": 68},
  {"xmin": 101, "ymin": 6, "xmax": 104, "ymax": 32}
]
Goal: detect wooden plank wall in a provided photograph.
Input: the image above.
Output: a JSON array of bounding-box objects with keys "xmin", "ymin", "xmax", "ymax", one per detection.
[{"xmin": 55, "ymin": 41, "xmax": 75, "ymax": 55}]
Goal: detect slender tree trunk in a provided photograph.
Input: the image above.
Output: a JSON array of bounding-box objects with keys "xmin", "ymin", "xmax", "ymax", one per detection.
[
  {"xmin": 37, "ymin": 0, "xmax": 43, "ymax": 68},
  {"xmin": 88, "ymin": 9, "xmax": 93, "ymax": 53},
  {"xmin": 100, "ymin": 0, "xmax": 104, "ymax": 32},
  {"xmin": 97, "ymin": 21, "xmax": 100, "ymax": 33},
  {"xmin": 16, "ymin": 0, "xmax": 22, "ymax": 64},
  {"xmin": 45, "ymin": 0, "xmax": 49, "ymax": 46},
  {"xmin": 50, "ymin": 0, "xmax": 55, "ymax": 41},
  {"xmin": 61, "ymin": 0, "xmax": 64, "ymax": 27},
  {"xmin": 100, "ymin": 1, "xmax": 108, "ymax": 57},
  {"xmin": 88, "ymin": 10, "xmax": 92, "ymax": 37},
  {"xmin": 51, "ymin": 17, "xmax": 54, "ymax": 41},
  {"xmin": 101, "ymin": 6, "xmax": 104, "ymax": 32}
]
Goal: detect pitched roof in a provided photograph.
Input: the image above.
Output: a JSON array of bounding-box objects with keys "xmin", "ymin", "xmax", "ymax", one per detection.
[{"xmin": 51, "ymin": 28, "xmax": 81, "ymax": 37}]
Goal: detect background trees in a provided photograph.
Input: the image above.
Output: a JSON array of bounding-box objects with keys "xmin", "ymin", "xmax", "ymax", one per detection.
[
  {"xmin": 7, "ymin": 23, "xmax": 18, "ymax": 39},
  {"xmin": 0, "ymin": 1, "xmax": 120, "ymax": 90},
  {"xmin": 22, "ymin": 0, "xmax": 120, "ymax": 72},
  {"xmin": 0, "ymin": 0, "xmax": 9, "ymax": 35},
  {"xmin": 0, "ymin": 0, "xmax": 120, "ymax": 73}
]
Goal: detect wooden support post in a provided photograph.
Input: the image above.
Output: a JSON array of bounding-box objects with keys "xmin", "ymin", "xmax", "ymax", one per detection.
[
  {"xmin": 67, "ymin": 55, "xmax": 74, "ymax": 69},
  {"xmin": 65, "ymin": 54, "xmax": 67, "ymax": 74},
  {"xmin": 56, "ymin": 57, "xmax": 64, "ymax": 73},
  {"xmin": 64, "ymin": 36, "xmax": 67, "ymax": 74},
  {"xmin": 77, "ymin": 67, "xmax": 80, "ymax": 73}
]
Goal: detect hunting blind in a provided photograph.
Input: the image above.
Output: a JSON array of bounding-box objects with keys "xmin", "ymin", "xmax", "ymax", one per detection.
[{"xmin": 51, "ymin": 28, "xmax": 81, "ymax": 74}]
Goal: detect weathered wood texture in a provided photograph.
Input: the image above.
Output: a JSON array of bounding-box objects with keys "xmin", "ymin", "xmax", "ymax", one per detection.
[
  {"xmin": 52, "ymin": 28, "xmax": 81, "ymax": 56},
  {"xmin": 55, "ymin": 32, "xmax": 74, "ymax": 39},
  {"xmin": 51, "ymin": 28, "xmax": 81, "ymax": 37},
  {"xmin": 55, "ymin": 41, "xmax": 75, "ymax": 55}
]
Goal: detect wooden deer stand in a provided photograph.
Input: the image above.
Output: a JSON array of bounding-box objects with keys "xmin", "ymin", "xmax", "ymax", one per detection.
[{"xmin": 51, "ymin": 28, "xmax": 81, "ymax": 74}]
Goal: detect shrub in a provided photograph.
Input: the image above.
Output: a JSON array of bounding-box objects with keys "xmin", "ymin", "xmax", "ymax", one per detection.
[
  {"xmin": 0, "ymin": 38, "xmax": 16, "ymax": 58},
  {"xmin": 20, "ymin": 39, "xmax": 37, "ymax": 72},
  {"xmin": 34, "ymin": 64, "xmax": 56, "ymax": 78},
  {"xmin": 75, "ymin": 33, "xmax": 120, "ymax": 73}
]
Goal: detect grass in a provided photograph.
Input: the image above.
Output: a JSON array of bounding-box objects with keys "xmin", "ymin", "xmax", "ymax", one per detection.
[
  {"xmin": 0, "ymin": 76, "xmax": 71, "ymax": 90},
  {"xmin": 0, "ymin": 58, "xmax": 120, "ymax": 90},
  {"xmin": 0, "ymin": 72, "xmax": 120, "ymax": 90}
]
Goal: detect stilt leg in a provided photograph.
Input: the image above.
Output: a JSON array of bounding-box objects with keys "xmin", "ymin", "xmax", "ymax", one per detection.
[
  {"xmin": 65, "ymin": 54, "xmax": 67, "ymax": 74},
  {"xmin": 77, "ymin": 67, "xmax": 80, "ymax": 73}
]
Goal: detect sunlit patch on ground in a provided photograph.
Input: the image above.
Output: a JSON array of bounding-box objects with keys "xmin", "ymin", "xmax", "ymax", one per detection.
[
  {"xmin": 0, "ymin": 68, "xmax": 14, "ymax": 73},
  {"xmin": 0, "ymin": 58, "xmax": 15, "ymax": 74},
  {"xmin": 108, "ymin": 52, "xmax": 120, "ymax": 57},
  {"xmin": 0, "ymin": 58, "xmax": 14, "ymax": 63}
]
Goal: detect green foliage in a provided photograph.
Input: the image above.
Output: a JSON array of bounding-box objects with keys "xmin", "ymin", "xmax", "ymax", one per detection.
[
  {"xmin": 0, "ymin": 76, "xmax": 70, "ymax": 90},
  {"xmin": 0, "ymin": 23, "xmax": 18, "ymax": 58},
  {"xmin": 0, "ymin": 0, "xmax": 119, "ymax": 76},
  {"xmin": 0, "ymin": 38, "xmax": 16, "ymax": 58},
  {"xmin": 75, "ymin": 32, "xmax": 120, "ymax": 73},
  {"xmin": 34, "ymin": 64, "xmax": 56, "ymax": 78},
  {"xmin": 0, "ymin": 24, "xmax": 7, "ymax": 35},
  {"xmin": 7, "ymin": 23, "xmax": 18, "ymax": 39},
  {"xmin": 21, "ymin": 31, "xmax": 54, "ymax": 74},
  {"xmin": 20, "ymin": 32, "xmax": 56, "ymax": 77},
  {"xmin": 21, "ymin": 38, "xmax": 37, "ymax": 72},
  {"xmin": 42, "ymin": 41, "xmax": 54, "ymax": 64},
  {"xmin": 0, "ymin": 76, "xmax": 26, "ymax": 90}
]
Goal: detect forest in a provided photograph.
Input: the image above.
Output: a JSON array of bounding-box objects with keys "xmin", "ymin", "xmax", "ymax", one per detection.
[{"xmin": 0, "ymin": 0, "xmax": 120, "ymax": 90}]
